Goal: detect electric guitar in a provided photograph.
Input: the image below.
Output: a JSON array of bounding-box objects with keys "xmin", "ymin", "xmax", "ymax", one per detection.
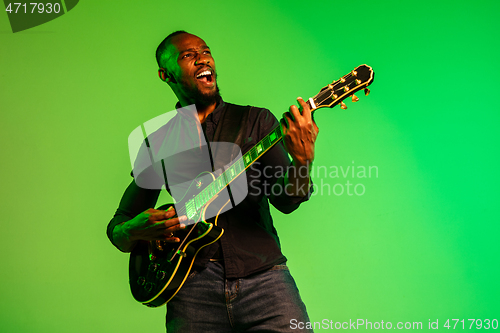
[{"xmin": 129, "ymin": 64, "xmax": 375, "ymax": 307}]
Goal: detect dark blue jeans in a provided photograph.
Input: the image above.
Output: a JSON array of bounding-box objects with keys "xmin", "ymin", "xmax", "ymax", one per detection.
[{"xmin": 166, "ymin": 261, "xmax": 312, "ymax": 332}]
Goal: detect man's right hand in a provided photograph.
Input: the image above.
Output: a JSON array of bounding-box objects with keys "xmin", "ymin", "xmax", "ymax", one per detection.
[{"xmin": 113, "ymin": 206, "xmax": 187, "ymax": 252}]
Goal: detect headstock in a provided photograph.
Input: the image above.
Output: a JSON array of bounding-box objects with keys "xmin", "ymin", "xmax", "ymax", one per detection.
[{"xmin": 308, "ymin": 64, "xmax": 374, "ymax": 110}]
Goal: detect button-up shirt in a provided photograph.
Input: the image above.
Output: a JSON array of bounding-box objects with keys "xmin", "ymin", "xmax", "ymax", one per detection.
[{"xmin": 107, "ymin": 99, "xmax": 312, "ymax": 278}]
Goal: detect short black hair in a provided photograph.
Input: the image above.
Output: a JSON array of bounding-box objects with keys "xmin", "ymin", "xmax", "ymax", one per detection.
[{"xmin": 156, "ymin": 30, "xmax": 189, "ymax": 68}]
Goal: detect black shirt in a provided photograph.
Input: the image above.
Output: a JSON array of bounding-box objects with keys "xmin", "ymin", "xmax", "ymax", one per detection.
[{"xmin": 107, "ymin": 99, "xmax": 312, "ymax": 278}]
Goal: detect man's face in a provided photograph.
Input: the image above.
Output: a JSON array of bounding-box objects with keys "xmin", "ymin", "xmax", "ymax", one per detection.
[{"xmin": 165, "ymin": 33, "xmax": 219, "ymax": 106}]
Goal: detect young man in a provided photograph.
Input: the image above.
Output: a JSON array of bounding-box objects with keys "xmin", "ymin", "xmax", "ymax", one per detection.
[{"xmin": 107, "ymin": 31, "xmax": 318, "ymax": 332}]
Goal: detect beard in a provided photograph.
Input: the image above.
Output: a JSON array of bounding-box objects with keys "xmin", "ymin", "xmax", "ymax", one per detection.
[
  {"xmin": 189, "ymin": 84, "xmax": 221, "ymax": 108},
  {"xmin": 181, "ymin": 71, "xmax": 221, "ymax": 108}
]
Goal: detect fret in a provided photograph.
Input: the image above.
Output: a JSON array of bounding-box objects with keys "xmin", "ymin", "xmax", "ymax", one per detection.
[
  {"xmin": 229, "ymin": 165, "xmax": 236, "ymax": 180},
  {"xmin": 269, "ymin": 129, "xmax": 277, "ymax": 143},
  {"xmin": 256, "ymin": 142, "xmax": 263, "ymax": 155},
  {"xmin": 263, "ymin": 136, "xmax": 270, "ymax": 150},
  {"xmin": 250, "ymin": 147, "xmax": 257, "ymax": 161},
  {"xmin": 234, "ymin": 161, "xmax": 240, "ymax": 174},
  {"xmin": 244, "ymin": 153, "xmax": 251, "ymax": 167}
]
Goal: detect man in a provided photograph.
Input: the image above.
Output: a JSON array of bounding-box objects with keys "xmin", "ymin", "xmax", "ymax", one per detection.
[{"xmin": 107, "ymin": 31, "xmax": 318, "ymax": 332}]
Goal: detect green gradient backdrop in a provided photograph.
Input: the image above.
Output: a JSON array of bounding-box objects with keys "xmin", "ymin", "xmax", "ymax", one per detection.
[{"xmin": 1, "ymin": 1, "xmax": 499, "ymax": 332}]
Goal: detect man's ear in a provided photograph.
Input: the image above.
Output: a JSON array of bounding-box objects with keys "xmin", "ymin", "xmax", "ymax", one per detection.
[{"xmin": 158, "ymin": 68, "xmax": 176, "ymax": 83}]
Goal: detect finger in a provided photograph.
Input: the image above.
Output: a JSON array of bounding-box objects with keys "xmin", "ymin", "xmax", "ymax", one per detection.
[
  {"xmin": 163, "ymin": 215, "xmax": 188, "ymax": 229},
  {"xmin": 297, "ymin": 97, "xmax": 312, "ymax": 121},
  {"xmin": 283, "ymin": 111, "xmax": 295, "ymax": 124},
  {"xmin": 165, "ymin": 237, "xmax": 180, "ymax": 243},
  {"xmin": 280, "ymin": 118, "xmax": 288, "ymax": 135},
  {"xmin": 163, "ymin": 219, "xmax": 188, "ymax": 242},
  {"xmin": 313, "ymin": 120, "xmax": 319, "ymax": 133},
  {"xmin": 168, "ymin": 219, "xmax": 187, "ymax": 232},
  {"xmin": 289, "ymin": 102, "xmax": 301, "ymax": 121},
  {"xmin": 280, "ymin": 114, "xmax": 290, "ymax": 130},
  {"xmin": 163, "ymin": 230, "xmax": 181, "ymax": 242},
  {"xmin": 162, "ymin": 206, "xmax": 176, "ymax": 219},
  {"xmin": 149, "ymin": 207, "xmax": 176, "ymax": 221}
]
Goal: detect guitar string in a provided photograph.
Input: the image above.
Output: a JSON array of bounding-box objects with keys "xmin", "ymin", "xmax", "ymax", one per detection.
[{"xmin": 168, "ymin": 71, "xmax": 365, "ymax": 221}]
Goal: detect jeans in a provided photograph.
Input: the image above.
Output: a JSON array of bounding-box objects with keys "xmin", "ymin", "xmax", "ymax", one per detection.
[{"xmin": 166, "ymin": 261, "xmax": 313, "ymax": 332}]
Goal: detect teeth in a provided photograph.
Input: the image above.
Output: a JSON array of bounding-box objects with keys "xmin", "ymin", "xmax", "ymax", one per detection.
[{"xmin": 196, "ymin": 70, "xmax": 212, "ymax": 78}]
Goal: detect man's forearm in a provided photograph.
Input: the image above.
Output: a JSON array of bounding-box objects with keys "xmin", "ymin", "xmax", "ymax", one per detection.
[
  {"xmin": 284, "ymin": 162, "xmax": 312, "ymax": 198},
  {"xmin": 110, "ymin": 220, "xmax": 138, "ymax": 253}
]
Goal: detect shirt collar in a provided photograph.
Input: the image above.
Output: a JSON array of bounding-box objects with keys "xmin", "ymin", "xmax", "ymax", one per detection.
[{"xmin": 174, "ymin": 96, "xmax": 225, "ymax": 125}]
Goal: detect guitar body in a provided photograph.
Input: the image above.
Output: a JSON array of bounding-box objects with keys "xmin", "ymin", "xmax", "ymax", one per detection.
[{"xmin": 129, "ymin": 171, "xmax": 225, "ymax": 308}]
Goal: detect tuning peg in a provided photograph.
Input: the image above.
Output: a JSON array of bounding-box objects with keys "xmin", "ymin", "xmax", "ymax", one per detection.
[
  {"xmin": 351, "ymin": 94, "xmax": 359, "ymax": 102},
  {"xmin": 364, "ymin": 88, "xmax": 370, "ymax": 96},
  {"xmin": 340, "ymin": 101, "xmax": 347, "ymax": 109}
]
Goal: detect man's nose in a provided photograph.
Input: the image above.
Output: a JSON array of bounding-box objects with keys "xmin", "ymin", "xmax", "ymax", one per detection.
[{"xmin": 194, "ymin": 53, "xmax": 210, "ymax": 66}]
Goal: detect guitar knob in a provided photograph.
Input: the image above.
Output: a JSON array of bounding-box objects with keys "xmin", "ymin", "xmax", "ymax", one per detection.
[
  {"xmin": 340, "ymin": 101, "xmax": 347, "ymax": 109},
  {"xmin": 148, "ymin": 263, "xmax": 159, "ymax": 272},
  {"xmin": 145, "ymin": 282, "xmax": 155, "ymax": 292},
  {"xmin": 157, "ymin": 270, "xmax": 166, "ymax": 280},
  {"xmin": 137, "ymin": 276, "xmax": 146, "ymax": 286},
  {"xmin": 364, "ymin": 88, "xmax": 370, "ymax": 96},
  {"xmin": 351, "ymin": 94, "xmax": 359, "ymax": 102}
]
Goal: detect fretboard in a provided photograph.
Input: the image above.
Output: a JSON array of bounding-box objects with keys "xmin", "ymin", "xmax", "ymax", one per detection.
[
  {"xmin": 188, "ymin": 123, "xmax": 288, "ymax": 219},
  {"xmin": 185, "ymin": 64, "xmax": 374, "ymax": 220}
]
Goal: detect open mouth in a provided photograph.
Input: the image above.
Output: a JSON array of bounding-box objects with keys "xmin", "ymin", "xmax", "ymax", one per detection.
[{"xmin": 196, "ymin": 69, "xmax": 214, "ymax": 85}]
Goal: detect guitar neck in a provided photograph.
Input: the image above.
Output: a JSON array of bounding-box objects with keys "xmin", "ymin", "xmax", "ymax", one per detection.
[
  {"xmin": 190, "ymin": 97, "xmax": 326, "ymax": 215},
  {"xmin": 187, "ymin": 64, "xmax": 374, "ymax": 219},
  {"xmin": 188, "ymin": 123, "xmax": 284, "ymax": 219},
  {"xmin": 224, "ymin": 98, "xmax": 320, "ymax": 181}
]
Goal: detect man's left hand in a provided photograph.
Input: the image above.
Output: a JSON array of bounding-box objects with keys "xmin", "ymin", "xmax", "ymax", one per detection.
[{"xmin": 281, "ymin": 97, "xmax": 319, "ymax": 168}]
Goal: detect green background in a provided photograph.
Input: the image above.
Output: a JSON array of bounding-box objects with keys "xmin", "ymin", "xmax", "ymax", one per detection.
[{"xmin": 1, "ymin": 0, "xmax": 499, "ymax": 331}]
